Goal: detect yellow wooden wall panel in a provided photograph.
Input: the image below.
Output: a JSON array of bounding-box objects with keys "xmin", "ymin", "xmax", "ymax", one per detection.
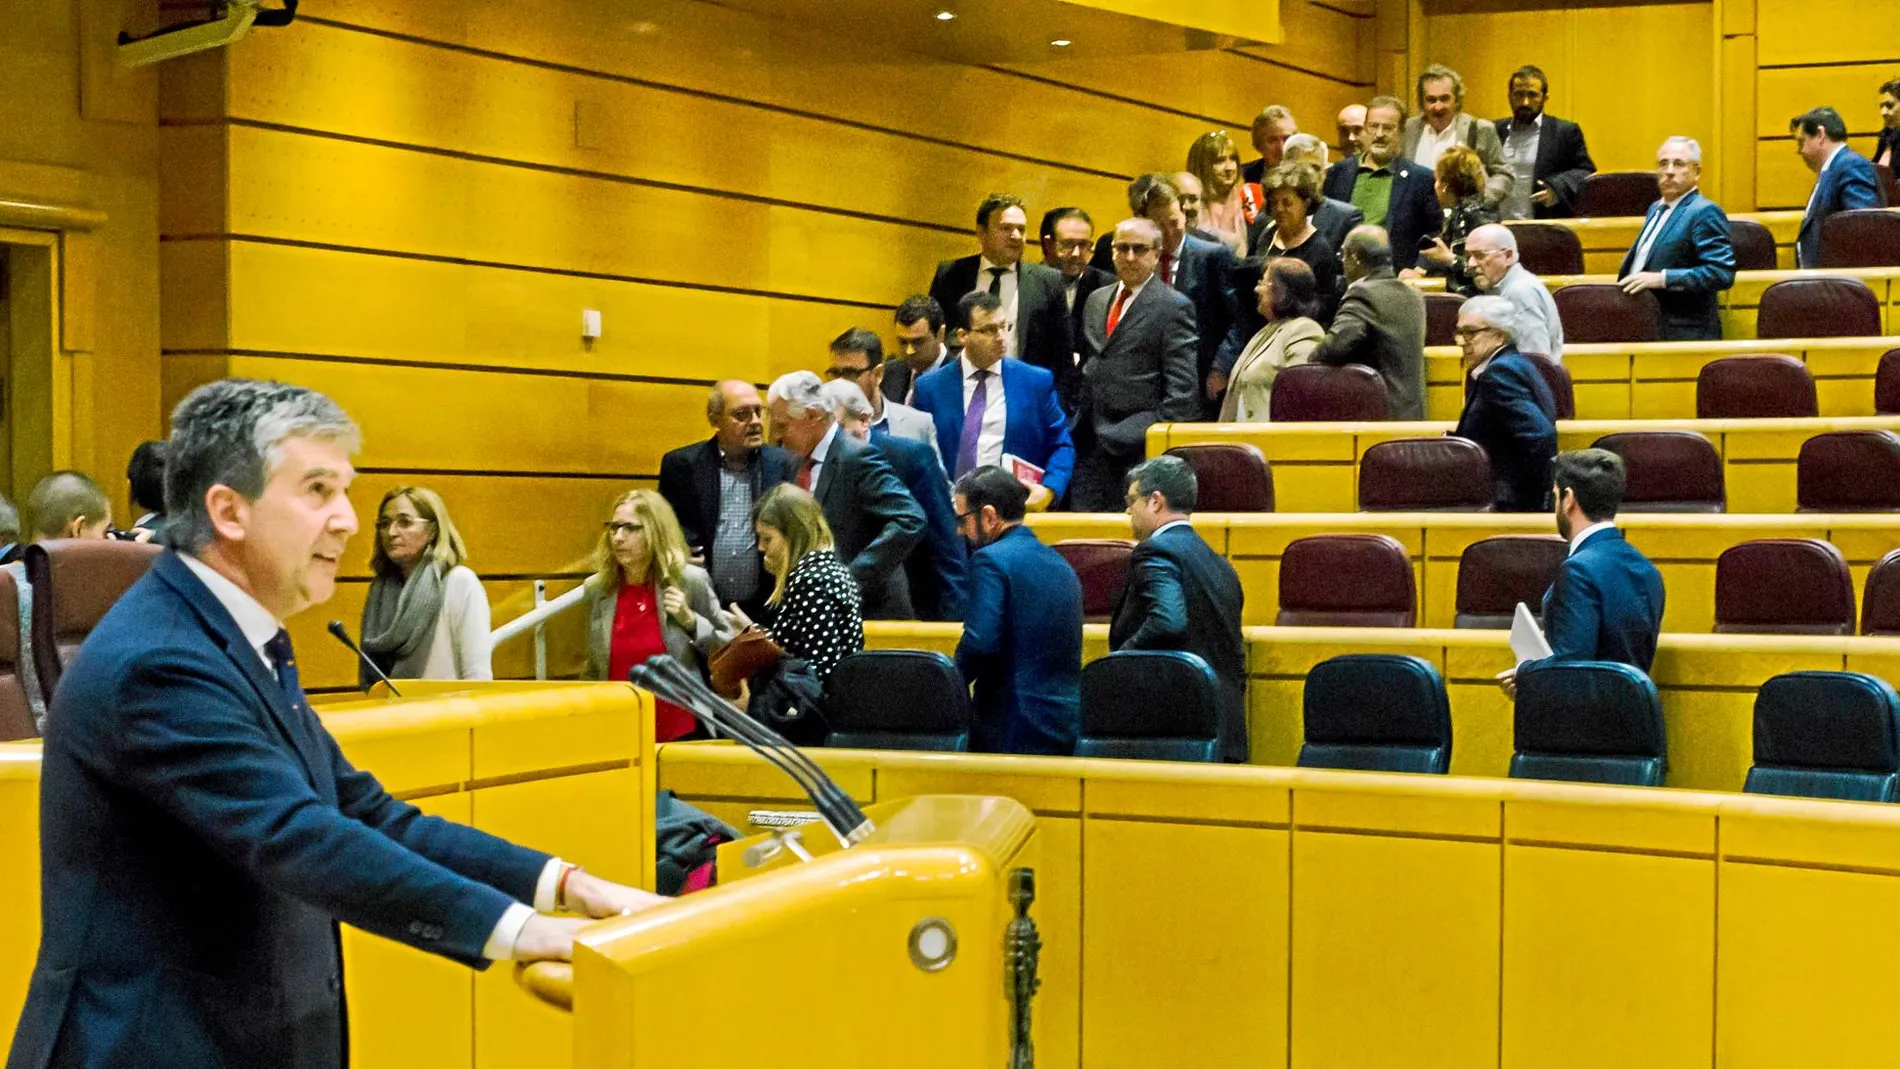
[
  {"xmin": 1719, "ymin": 33, "xmax": 1758, "ymax": 212},
  {"xmin": 157, "ymin": 238, "xmax": 228, "ymax": 352},
  {"xmin": 157, "ymin": 123, "xmax": 226, "ymax": 236},
  {"xmin": 1754, "ymin": 0, "xmax": 1900, "ymax": 65},
  {"xmin": 1755, "ymin": 67, "xmax": 1892, "ymax": 139},
  {"xmin": 339, "ymin": 472, "xmax": 616, "ymax": 580}
]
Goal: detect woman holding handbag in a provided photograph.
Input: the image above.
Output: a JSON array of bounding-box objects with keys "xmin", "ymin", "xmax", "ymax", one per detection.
[
  {"xmin": 725, "ymin": 484, "xmax": 862, "ymax": 683},
  {"xmin": 584, "ymin": 488, "xmax": 734, "ymax": 742}
]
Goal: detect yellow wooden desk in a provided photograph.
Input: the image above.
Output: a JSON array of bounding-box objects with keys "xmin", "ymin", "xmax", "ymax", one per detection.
[
  {"xmin": 1420, "ymin": 335, "xmax": 1899, "ymax": 421},
  {"xmin": 1508, "ymin": 209, "xmax": 1807, "ymax": 274},
  {"xmin": 1148, "ymin": 416, "xmax": 1900, "ymax": 513},
  {"xmin": 662, "ymin": 741, "xmax": 1900, "ymax": 1069}
]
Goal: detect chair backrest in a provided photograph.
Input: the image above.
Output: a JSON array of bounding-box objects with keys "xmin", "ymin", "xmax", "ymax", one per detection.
[
  {"xmin": 1755, "ymin": 277, "xmax": 1883, "ymax": 339},
  {"xmin": 1454, "ymin": 534, "xmax": 1568, "ymax": 629},
  {"xmin": 1863, "ymin": 548, "xmax": 1900, "ymax": 637},
  {"xmin": 0, "ymin": 570, "xmax": 35, "ymax": 742},
  {"xmin": 1075, "ymin": 650, "xmax": 1220, "ymax": 762},
  {"xmin": 1529, "ymin": 353, "xmax": 1575, "ymax": 420},
  {"xmin": 1298, "ymin": 654, "xmax": 1451, "ymax": 774},
  {"xmin": 1052, "ymin": 539, "xmax": 1133, "ymax": 623},
  {"xmin": 1728, "ymin": 218, "xmax": 1779, "ymax": 271},
  {"xmin": 1576, "ymin": 171, "xmax": 1662, "ymax": 217},
  {"xmin": 1268, "ymin": 363, "xmax": 1389, "ymax": 422},
  {"xmin": 1552, "ymin": 284, "xmax": 1660, "ymax": 344},
  {"xmin": 821, "ymin": 650, "xmax": 972, "ymax": 752},
  {"xmin": 1819, "ymin": 209, "xmax": 1900, "ymax": 268},
  {"xmin": 1510, "ymin": 661, "xmax": 1666, "ymax": 786},
  {"xmin": 1714, "ymin": 538, "xmax": 1857, "ymax": 635},
  {"xmin": 1164, "ymin": 443, "xmax": 1274, "ymax": 512},
  {"xmin": 1358, "ymin": 436, "xmax": 1492, "ymax": 511},
  {"xmin": 1876, "ymin": 347, "xmax": 1900, "ymax": 415},
  {"xmin": 1592, "ymin": 430, "xmax": 1725, "ymax": 512},
  {"xmin": 1745, "ymin": 671, "xmax": 1900, "ymax": 802},
  {"xmin": 1880, "ymin": 163, "xmax": 1900, "ymax": 207},
  {"xmin": 1424, "ymin": 292, "xmax": 1463, "ymax": 348},
  {"xmin": 1694, "ymin": 354, "xmax": 1818, "ymax": 419},
  {"xmin": 1509, "ymin": 222, "xmax": 1585, "ymax": 276},
  {"xmin": 25, "ymin": 539, "xmax": 163, "ymax": 705},
  {"xmin": 1796, "ymin": 431, "xmax": 1900, "ymax": 512},
  {"xmin": 1277, "ymin": 534, "xmax": 1416, "ymax": 627}
]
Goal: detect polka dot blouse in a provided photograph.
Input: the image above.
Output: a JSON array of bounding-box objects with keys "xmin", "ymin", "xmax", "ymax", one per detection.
[{"xmin": 765, "ymin": 549, "xmax": 864, "ymax": 681}]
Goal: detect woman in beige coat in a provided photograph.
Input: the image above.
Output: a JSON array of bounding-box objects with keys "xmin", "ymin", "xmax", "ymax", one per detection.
[{"xmin": 1220, "ymin": 258, "xmax": 1327, "ymax": 422}]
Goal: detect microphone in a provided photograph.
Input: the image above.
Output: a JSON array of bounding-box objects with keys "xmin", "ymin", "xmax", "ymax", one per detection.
[
  {"xmin": 628, "ymin": 655, "xmax": 872, "ymax": 847},
  {"xmin": 327, "ymin": 620, "xmax": 404, "ymax": 698}
]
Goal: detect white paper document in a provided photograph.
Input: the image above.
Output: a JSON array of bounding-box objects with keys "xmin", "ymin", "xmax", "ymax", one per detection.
[{"xmin": 1510, "ymin": 602, "xmax": 1553, "ymax": 663}]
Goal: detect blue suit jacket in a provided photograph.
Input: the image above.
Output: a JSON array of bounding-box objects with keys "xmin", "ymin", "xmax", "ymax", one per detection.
[
  {"xmin": 867, "ymin": 431, "xmax": 969, "ymax": 622},
  {"xmin": 10, "ymin": 553, "xmax": 550, "ymax": 1069},
  {"xmin": 911, "ymin": 357, "xmax": 1076, "ymax": 500},
  {"xmin": 1322, "ymin": 156, "xmax": 1445, "ymax": 271},
  {"xmin": 1617, "ymin": 190, "xmax": 1736, "ymax": 340},
  {"xmin": 1796, "ymin": 146, "xmax": 1886, "ymax": 268},
  {"xmin": 1518, "ymin": 526, "xmax": 1666, "ymax": 675},
  {"xmin": 955, "ymin": 525, "xmax": 1082, "ymax": 756},
  {"xmin": 1453, "ymin": 347, "xmax": 1558, "ymax": 512}
]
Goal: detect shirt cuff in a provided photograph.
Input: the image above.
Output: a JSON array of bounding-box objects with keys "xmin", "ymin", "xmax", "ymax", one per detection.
[
  {"xmin": 534, "ymin": 856, "xmax": 567, "ymax": 912},
  {"xmin": 1660, "ymin": 269, "xmax": 1670, "ymax": 287},
  {"xmin": 482, "ymin": 902, "xmax": 537, "ymax": 961}
]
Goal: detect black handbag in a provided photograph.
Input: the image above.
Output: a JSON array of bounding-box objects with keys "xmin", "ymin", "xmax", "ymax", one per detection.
[{"xmin": 745, "ymin": 657, "xmax": 829, "ymax": 746}]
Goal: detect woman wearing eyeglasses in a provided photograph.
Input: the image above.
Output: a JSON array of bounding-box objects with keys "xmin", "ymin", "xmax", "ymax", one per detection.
[
  {"xmin": 584, "ymin": 488, "xmax": 734, "ymax": 741},
  {"xmin": 361, "ymin": 486, "xmax": 493, "ymax": 683}
]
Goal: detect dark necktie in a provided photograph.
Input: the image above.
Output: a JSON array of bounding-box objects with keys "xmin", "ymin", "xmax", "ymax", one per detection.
[
  {"xmin": 262, "ymin": 629, "xmax": 321, "ymax": 762},
  {"xmin": 987, "ymin": 267, "xmax": 1006, "ymax": 296}
]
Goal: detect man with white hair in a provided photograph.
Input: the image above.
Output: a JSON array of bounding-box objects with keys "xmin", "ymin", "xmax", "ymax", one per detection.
[
  {"xmin": 1462, "ymin": 223, "xmax": 1564, "ymax": 360},
  {"xmin": 1452, "ymin": 296, "xmax": 1559, "ymax": 512},
  {"xmin": 1242, "ymin": 104, "xmax": 1298, "ymax": 184},
  {"xmin": 768, "ymin": 370, "xmax": 925, "ymax": 619},
  {"xmin": 1616, "ymin": 136, "xmax": 1736, "ymax": 341}
]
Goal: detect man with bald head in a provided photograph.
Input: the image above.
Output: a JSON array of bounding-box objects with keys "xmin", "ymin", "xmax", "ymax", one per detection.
[
  {"xmin": 1337, "ymin": 104, "xmax": 1368, "ymax": 158},
  {"xmin": 658, "ymin": 379, "xmax": 798, "ymax": 618},
  {"xmin": 1463, "ymin": 223, "xmax": 1564, "ymax": 360}
]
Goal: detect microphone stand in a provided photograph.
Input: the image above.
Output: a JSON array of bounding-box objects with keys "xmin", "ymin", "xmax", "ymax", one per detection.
[{"xmin": 327, "ymin": 620, "xmax": 404, "ymax": 698}]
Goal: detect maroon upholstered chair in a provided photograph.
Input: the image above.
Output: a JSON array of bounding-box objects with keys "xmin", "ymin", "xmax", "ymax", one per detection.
[
  {"xmin": 1510, "ymin": 223, "xmax": 1585, "ymax": 277},
  {"xmin": 1053, "ymin": 539, "xmax": 1133, "ymax": 623},
  {"xmin": 1876, "ymin": 347, "xmax": 1900, "ymax": 415},
  {"xmin": 1879, "ymin": 164, "xmax": 1900, "ymax": 208},
  {"xmin": 1454, "ymin": 534, "xmax": 1568, "ymax": 629},
  {"xmin": 1577, "ymin": 172, "xmax": 1661, "ymax": 217},
  {"xmin": 1729, "ymin": 218, "xmax": 1779, "ymax": 271},
  {"xmin": 1165, "ymin": 443, "xmax": 1274, "ymax": 512},
  {"xmin": 0, "ymin": 570, "xmax": 36, "ymax": 742},
  {"xmin": 1865, "ymin": 550, "xmax": 1900, "ymax": 636},
  {"xmin": 1553, "ymin": 284, "xmax": 1661, "ymax": 343},
  {"xmin": 1358, "ymin": 437, "xmax": 1493, "ymax": 511},
  {"xmin": 1695, "ymin": 355, "xmax": 1818, "ymax": 419},
  {"xmin": 1530, "ymin": 354, "xmax": 1575, "ymax": 419},
  {"xmin": 1269, "ymin": 363, "xmax": 1389, "ymax": 422},
  {"xmin": 24, "ymin": 539, "xmax": 164, "ymax": 706},
  {"xmin": 1796, "ymin": 431, "xmax": 1900, "ymax": 512},
  {"xmin": 1714, "ymin": 538, "xmax": 1857, "ymax": 636},
  {"xmin": 1592, "ymin": 431, "xmax": 1725, "ymax": 512},
  {"xmin": 1755, "ymin": 277, "xmax": 1882, "ymax": 339},
  {"xmin": 1277, "ymin": 534, "xmax": 1416, "ymax": 627},
  {"xmin": 1424, "ymin": 293, "xmax": 1463, "ymax": 348},
  {"xmin": 1819, "ymin": 210, "xmax": 1900, "ymax": 268}
]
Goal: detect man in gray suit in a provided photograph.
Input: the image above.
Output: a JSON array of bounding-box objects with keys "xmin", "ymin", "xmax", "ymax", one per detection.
[
  {"xmin": 767, "ymin": 370, "xmax": 926, "ymax": 619},
  {"xmin": 1402, "ymin": 64, "xmax": 1512, "ymax": 207},
  {"xmin": 1071, "ymin": 218, "xmax": 1202, "ymax": 512},
  {"xmin": 826, "ymin": 328, "xmax": 939, "ymax": 461},
  {"xmin": 1311, "ymin": 226, "xmax": 1428, "ymax": 420}
]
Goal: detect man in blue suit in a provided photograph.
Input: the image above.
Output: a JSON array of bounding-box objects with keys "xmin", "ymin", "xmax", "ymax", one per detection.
[
  {"xmin": 913, "ymin": 291, "xmax": 1075, "ymax": 509},
  {"xmin": 1322, "ymin": 96, "xmax": 1444, "ymax": 272},
  {"xmin": 1617, "ymin": 136, "xmax": 1736, "ymax": 341},
  {"xmin": 1791, "ymin": 106, "xmax": 1886, "ymax": 268},
  {"xmin": 1451, "ymin": 296, "xmax": 1558, "ymax": 512},
  {"xmin": 11, "ymin": 380, "xmax": 659, "ymax": 1069},
  {"xmin": 953, "ymin": 465, "xmax": 1082, "ymax": 756},
  {"xmin": 1498, "ymin": 448, "xmax": 1667, "ymax": 697}
]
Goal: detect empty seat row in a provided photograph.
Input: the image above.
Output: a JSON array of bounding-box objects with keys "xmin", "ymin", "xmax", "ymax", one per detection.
[
  {"xmin": 1503, "ymin": 209, "xmax": 1900, "ymax": 278},
  {"xmin": 1265, "ymin": 357, "xmax": 1576, "ymax": 422},
  {"xmin": 1428, "ymin": 277, "xmax": 1892, "ymax": 346},
  {"xmin": 0, "ymin": 540, "xmax": 161, "ymax": 742}
]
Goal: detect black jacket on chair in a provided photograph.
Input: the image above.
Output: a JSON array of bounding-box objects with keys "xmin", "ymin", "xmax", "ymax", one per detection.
[{"xmin": 657, "ymin": 437, "xmax": 798, "ymax": 619}]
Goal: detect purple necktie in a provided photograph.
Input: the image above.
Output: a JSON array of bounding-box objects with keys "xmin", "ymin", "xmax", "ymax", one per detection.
[{"xmin": 955, "ymin": 370, "xmax": 991, "ymax": 477}]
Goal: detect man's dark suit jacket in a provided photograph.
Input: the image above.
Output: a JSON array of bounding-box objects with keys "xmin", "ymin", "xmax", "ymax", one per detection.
[
  {"xmin": 1796, "ymin": 145, "xmax": 1886, "ymax": 268},
  {"xmin": 1517, "ymin": 525, "xmax": 1666, "ymax": 674},
  {"xmin": 1168, "ymin": 233, "xmax": 1243, "ymax": 391},
  {"xmin": 868, "ymin": 432, "xmax": 968, "ymax": 622},
  {"xmin": 1067, "ymin": 267, "xmax": 1116, "ymax": 368},
  {"xmin": 1322, "ymin": 156, "xmax": 1444, "ymax": 270},
  {"xmin": 1109, "ymin": 522, "xmax": 1248, "ymax": 763},
  {"xmin": 1492, "ymin": 113, "xmax": 1596, "ymax": 218},
  {"xmin": 928, "ymin": 256, "xmax": 1075, "ymax": 403},
  {"xmin": 1453, "ymin": 347, "xmax": 1559, "ymax": 512},
  {"xmin": 812, "ymin": 428, "xmax": 927, "ymax": 620},
  {"xmin": 11, "ymin": 553, "xmax": 550, "ymax": 1069},
  {"xmin": 1616, "ymin": 190, "xmax": 1736, "ymax": 341},
  {"xmin": 956, "ymin": 524, "xmax": 1083, "ymax": 756},
  {"xmin": 1079, "ymin": 280, "xmax": 1201, "ymax": 458},
  {"xmin": 881, "ymin": 353, "xmax": 950, "ymax": 408},
  {"xmin": 658, "ymin": 438, "xmax": 797, "ymax": 617},
  {"xmin": 1311, "ymin": 269, "xmax": 1428, "ymax": 419}
]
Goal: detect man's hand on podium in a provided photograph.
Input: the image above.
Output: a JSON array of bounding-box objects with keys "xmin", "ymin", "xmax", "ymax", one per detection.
[
  {"xmin": 563, "ymin": 869, "xmax": 669, "ymax": 919},
  {"xmin": 515, "ymin": 914, "xmax": 590, "ymax": 963}
]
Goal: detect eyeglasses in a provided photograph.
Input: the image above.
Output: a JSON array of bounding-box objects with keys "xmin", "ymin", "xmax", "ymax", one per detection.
[
  {"xmin": 1465, "ymin": 246, "xmax": 1504, "ymax": 260},
  {"xmin": 376, "ymin": 514, "xmax": 432, "ymax": 532},
  {"xmin": 964, "ymin": 323, "xmax": 1006, "ymax": 336},
  {"xmin": 604, "ymin": 521, "xmax": 646, "ymax": 537},
  {"xmin": 1053, "ymin": 239, "xmax": 1093, "ymax": 253},
  {"xmin": 1111, "ymin": 242, "xmax": 1156, "ymax": 255},
  {"xmin": 723, "ymin": 405, "xmax": 764, "ymax": 421},
  {"xmin": 823, "ymin": 365, "xmax": 874, "ymax": 380},
  {"xmin": 1452, "ymin": 326, "xmax": 1497, "ymax": 341},
  {"xmin": 1363, "ymin": 121, "xmax": 1400, "ymax": 135}
]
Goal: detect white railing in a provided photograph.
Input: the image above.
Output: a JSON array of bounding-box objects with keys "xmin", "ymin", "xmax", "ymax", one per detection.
[{"xmin": 490, "ymin": 574, "xmax": 599, "ymax": 680}]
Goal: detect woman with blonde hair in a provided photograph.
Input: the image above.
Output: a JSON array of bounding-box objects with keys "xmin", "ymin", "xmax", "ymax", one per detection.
[
  {"xmin": 585, "ymin": 488, "xmax": 733, "ymax": 741},
  {"xmin": 361, "ymin": 486, "xmax": 493, "ymax": 682},
  {"xmin": 1187, "ymin": 129, "xmax": 1261, "ymax": 256},
  {"xmin": 728, "ymin": 484, "xmax": 862, "ymax": 682}
]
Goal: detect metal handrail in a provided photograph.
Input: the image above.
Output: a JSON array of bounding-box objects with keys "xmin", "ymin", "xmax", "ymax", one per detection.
[{"xmin": 490, "ymin": 574, "xmax": 598, "ymax": 647}]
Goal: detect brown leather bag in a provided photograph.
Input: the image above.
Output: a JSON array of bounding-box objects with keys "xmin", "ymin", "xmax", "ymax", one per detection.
[{"xmin": 706, "ymin": 626, "xmax": 782, "ymax": 699}]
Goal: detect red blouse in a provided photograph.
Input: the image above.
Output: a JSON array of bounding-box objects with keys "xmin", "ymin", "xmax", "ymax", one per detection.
[{"xmin": 608, "ymin": 583, "xmax": 694, "ymax": 742}]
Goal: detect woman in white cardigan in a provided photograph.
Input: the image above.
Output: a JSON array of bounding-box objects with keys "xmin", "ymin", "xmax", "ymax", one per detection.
[{"xmin": 359, "ymin": 486, "xmax": 493, "ymax": 682}]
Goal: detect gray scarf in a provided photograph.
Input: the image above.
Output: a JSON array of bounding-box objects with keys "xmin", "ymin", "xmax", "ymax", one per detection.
[{"xmin": 360, "ymin": 561, "xmax": 447, "ymax": 685}]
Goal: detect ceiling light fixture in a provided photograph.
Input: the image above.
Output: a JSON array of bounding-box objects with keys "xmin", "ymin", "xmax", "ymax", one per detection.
[
  {"xmin": 1051, "ymin": 38, "xmax": 1072, "ymax": 46},
  {"xmin": 935, "ymin": 10, "xmax": 956, "ymax": 20}
]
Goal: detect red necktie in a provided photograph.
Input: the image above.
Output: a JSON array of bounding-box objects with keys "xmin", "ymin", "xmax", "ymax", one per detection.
[
  {"xmin": 1159, "ymin": 250, "xmax": 1173, "ymax": 286},
  {"xmin": 1106, "ymin": 287, "xmax": 1131, "ymax": 337},
  {"xmin": 796, "ymin": 458, "xmax": 813, "ymax": 490}
]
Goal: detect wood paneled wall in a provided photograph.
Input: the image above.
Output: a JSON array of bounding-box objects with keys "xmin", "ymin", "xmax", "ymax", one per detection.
[{"xmin": 158, "ymin": 0, "xmax": 1372, "ymax": 688}]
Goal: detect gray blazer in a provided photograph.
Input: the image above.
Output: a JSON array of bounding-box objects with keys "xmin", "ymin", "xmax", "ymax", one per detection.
[
  {"xmin": 813, "ymin": 429, "xmax": 926, "ymax": 620},
  {"xmin": 1310, "ymin": 269, "xmax": 1428, "ymax": 420},
  {"xmin": 879, "ymin": 400, "xmax": 941, "ymax": 463},
  {"xmin": 1403, "ymin": 112, "xmax": 1512, "ymax": 206},
  {"xmin": 584, "ymin": 564, "xmax": 734, "ymax": 682},
  {"xmin": 1080, "ymin": 279, "xmax": 1202, "ymax": 456}
]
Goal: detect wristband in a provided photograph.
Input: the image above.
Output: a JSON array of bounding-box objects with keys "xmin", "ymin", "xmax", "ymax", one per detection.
[{"xmin": 556, "ymin": 863, "xmax": 583, "ymax": 912}]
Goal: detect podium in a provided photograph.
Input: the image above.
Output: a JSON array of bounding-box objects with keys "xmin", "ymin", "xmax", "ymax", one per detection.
[{"xmin": 517, "ymin": 794, "xmax": 1039, "ymax": 1069}]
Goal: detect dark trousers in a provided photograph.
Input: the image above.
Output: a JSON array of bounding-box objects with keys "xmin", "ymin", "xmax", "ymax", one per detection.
[{"xmin": 1068, "ymin": 445, "xmax": 1140, "ymax": 512}]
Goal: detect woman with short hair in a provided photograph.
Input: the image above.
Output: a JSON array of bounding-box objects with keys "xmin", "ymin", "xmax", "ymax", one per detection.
[
  {"xmin": 361, "ymin": 486, "xmax": 493, "ymax": 683},
  {"xmin": 1221, "ymin": 258, "xmax": 1327, "ymax": 422},
  {"xmin": 1412, "ymin": 144, "xmax": 1499, "ymax": 293},
  {"xmin": 1187, "ymin": 130, "xmax": 1260, "ymax": 257}
]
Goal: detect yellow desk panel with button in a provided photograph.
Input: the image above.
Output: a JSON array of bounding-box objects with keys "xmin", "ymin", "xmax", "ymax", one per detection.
[
  {"xmin": 659, "ymin": 739, "xmax": 1900, "ymax": 1069},
  {"xmin": 0, "ymin": 682, "xmax": 656, "ymax": 1069},
  {"xmin": 1147, "ymin": 416, "xmax": 1900, "ymax": 513}
]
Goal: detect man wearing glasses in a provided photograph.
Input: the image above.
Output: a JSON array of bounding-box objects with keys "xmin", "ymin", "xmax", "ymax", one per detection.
[
  {"xmin": 1321, "ymin": 95, "xmax": 1443, "ymax": 271},
  {"xmin": 1040, "ymin": 205, "xmax": 1114, "ymax": 386},
  {"xmin": 1462, "ymin": 223, "xmax": 1564, "ymax": 361},
  {"xmin": 823, "ymin": 328, "xmax": 939, "ymax": 459},
  {"xmin": 1450, "ymin": 296, "xmax": 1559, "ymax": 513}
]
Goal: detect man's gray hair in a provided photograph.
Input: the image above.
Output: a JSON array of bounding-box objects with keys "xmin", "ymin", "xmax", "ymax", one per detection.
[
  {"xmin": 1468, "ymin": 222, "xmax": 1518, "ymax": 254},
  {"xmin": 818, "ymin": 379, "xmax": 875, "ymax": 423},
  {"xmin": 1283, "ymin": 133, "xmax": 1329, "ymax": 167},
  {"xmin": 766, "ymin": 370, "xmax": 833, "ymax": 421},
  {"xmin": 1659, "ymin": 136, "xmax": 1703, "ymax": 163},
  {"xmin": 1460, "ymin": 294, "xmax": 1520, "ymax": 342},
  {"xmin": 165, "ymin": 379, "xmax": 361, "ymax": 553}
]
